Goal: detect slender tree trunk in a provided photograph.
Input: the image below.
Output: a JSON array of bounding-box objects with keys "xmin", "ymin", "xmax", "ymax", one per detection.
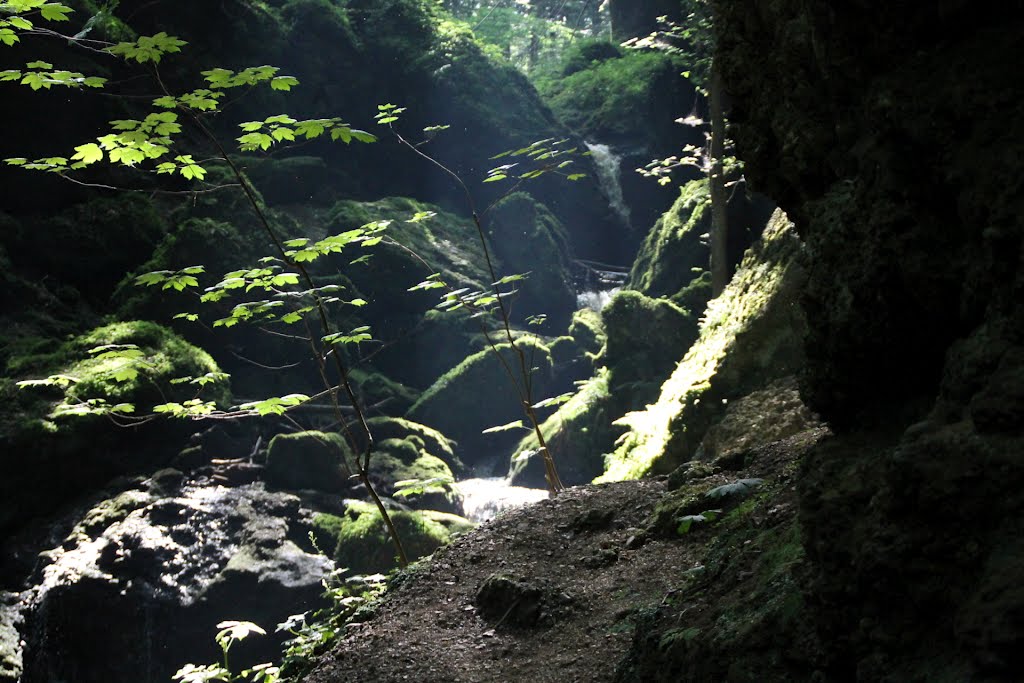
[{"xmin": 709, "ymin": 60, "xmax": 729, "ymax": 297}]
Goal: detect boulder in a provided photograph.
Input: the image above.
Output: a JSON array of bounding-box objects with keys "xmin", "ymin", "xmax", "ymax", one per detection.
[
  {"xmin": 17, "ymin": 483, "xmax": 332, "ymax": 683},
  {"xmin": 265, "ymin": 430, "xmax": 352, "ymax": 494},
  {"xmin": 601, "ymin": 209, "xmax": 806, "ymax": 481},
  {"xmin": 312, "ymin": 501, "xmax": 473, "ymax": 576}
]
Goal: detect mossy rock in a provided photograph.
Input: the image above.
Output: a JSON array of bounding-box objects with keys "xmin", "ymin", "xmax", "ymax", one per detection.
[
  {"xmin": 369, "ymin": 308, "xmax": 492, "ymax": 391},
  {"xmin": 600, "ymin": 290, "xmax": 698, "ymax": 409},
  {"xmin": 265, "ymin": 431, "xmax": 352, "ymax": 493},
  {"xmin": 538, "ymin": 50, "xmax": 694, "ymax": 149},
  {"xmin": 2, "ymin": 322, "xmax": 225, "ymax": 533},
  {"xmin": 369, "ymin": 437, "xmax": 463, "ymax": 515},
  {"xmin": 487, "ymin": 192, "xmax": 576, "ymax": 332},
  {"xmin": 115, "ymin": 217, "xmax": 255, "ymax": 321},
  {"xmin": 600, "ymin": 210, "xmax": 806, "ymax": 481},
  {"xmin": 324, "ymin": 196, "xmax": 490, "ymax": 313},
  {"xmin": 628, "ymin": 179, "xmax": 775, "ymax": 314},
  {"xmin": 9, "ymin": 320, "xmax": 228, "ymax": 413},
  {"xmin": 349, "ymin": 368, "xmax": 420, "ymax": 414},
  {"xmin": 363, "ymin": 416, "xmax": 464, "ymax": 476},
  {"xmin": 569, "ymin": 308, "xmax": 606, "ymax": 357},
  {"xmin": 407, "ymin": 336, "xmax": 559, "ymax": 470},
  {"xmin": 560, "ymin": 39, "xmax": 626, "ymax": 77},
  {"xmin": 628, "ymin": 179, "xmax": 711, "ymax": 304},
  {"xmin": 509, "ymin": 369, "xmax": 617, "ymax": 488},
  {"xmin": 13, "ymin": 195, "xmax": 167, "ymax": 304},
  {"xmin": 313, "ymin": 501, "xmax": 472, "ymax": 576}
]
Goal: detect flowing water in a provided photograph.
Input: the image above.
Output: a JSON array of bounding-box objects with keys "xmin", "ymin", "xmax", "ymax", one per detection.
[
  {"xmin": 455, "ymin": 478, "xmax": 550, "ymax": 523},
  {"xmin": 585, "ymin": 141, "xmax": 631, "ymax": 230}
]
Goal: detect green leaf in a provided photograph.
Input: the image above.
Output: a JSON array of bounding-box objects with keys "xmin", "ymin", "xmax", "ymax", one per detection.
[
  {"xmin": 239, "ymin": 394, "xmax": 308, "ymax": 416},
  {"xmin": 39, "ymin": 3, "xmax": 72, "ymax": 21},
  {"xmin": 293, "ymin": 119, "xmax": 326, "ymax": 139},
  {"xmin": 180, "ymin": 161, "xmax": 206, "ymax": 181},
  {"xmin": 238, "ymin": 132, "xmax": 273, "ymax": 151},
  {"xmin": 270, "ymin": 126, "xmax": 295, "ymax": 142},
  {"xmin": 0, "ymin": 29, "xmax": 19, "ymax": 47},
  {"xmin": 483, "ymin": 173, "xmax": 506, "ymax": 183},
  {"xmin": 349, "ymin": 129, "xmax": 376, "ymax": 143},
  {"xmin": 135, "ymin": 270, "xmax": 170, "ymax": 286},
  {"xmin": 270, "ymin": 273, "xmax": 299, "ymax": 286},
  {"xmin": 567, "ymin": 173, "xmax": 587, "ymax": 181},
  {"xmin": 270, "ymin": 75, "xmax": 299, "ymax": 91},
  {"xmin": 71, "ymin": 142, "xmax": 103, "ymax": 165},
  {"xmin": 705, "ymin": 479, "xmax": 763, "ymax": 500},
  {"xmin": 7, "ymin": 16, "xmax": 33, "ymax": 30},
  {"xmin": 482, "ymin": 420, "xmax": 526, "ymax": 434}
]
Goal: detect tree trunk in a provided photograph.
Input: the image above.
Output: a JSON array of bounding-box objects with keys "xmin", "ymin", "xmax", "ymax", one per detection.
[{"xmin": 709, "ymin": 60, "xmax": 729, "ymax": 297}]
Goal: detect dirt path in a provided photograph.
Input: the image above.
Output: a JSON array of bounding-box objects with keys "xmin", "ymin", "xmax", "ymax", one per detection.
[{"xmin": 304, "ymin": 478, "xmax": 701, "ymax": 683}]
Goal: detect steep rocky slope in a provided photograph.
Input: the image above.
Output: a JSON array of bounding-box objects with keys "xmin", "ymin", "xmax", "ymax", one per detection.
[{"xmin": 709, "ymin": 2, "xmax": 1024, "ymax": 679}]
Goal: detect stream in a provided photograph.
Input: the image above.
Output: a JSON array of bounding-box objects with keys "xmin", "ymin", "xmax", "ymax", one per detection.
[{"xmin": 455, "ymin": 478, "xmax": 550, "ymax": 523}]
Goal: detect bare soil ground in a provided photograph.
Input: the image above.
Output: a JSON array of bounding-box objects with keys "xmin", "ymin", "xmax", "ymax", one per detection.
[{"xmin": 303, "ymin": 428, "xmax": 820, "ymax": 683}]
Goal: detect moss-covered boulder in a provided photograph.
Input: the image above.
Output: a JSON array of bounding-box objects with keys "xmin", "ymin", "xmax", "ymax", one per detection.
[
  {"xmin": 600, "ymin": 290, "xmax": 699, "ymax": 409},
  {"xmin": 509, "ymin": 369, "xmax": 617, "ymax": 488},
  {"xmin": 486, "ymin": 192, "xmax": 576, "ymax": 331},
  {"xmin": 407, "ymin": 337, "xmax": 560, "ymax": 471},
  {"xmin": 1, "ymin": 321, "xmax": 227, "ymax": 534},
  {"xmin": 369, "ymin": 437, "xmax": 463, "ymax": 515},
  {"xmin": 600, "ymin": 210, "xmax": 806, "ymax": 481},
  {"xmin": 313, "ymin": 501, "xmax": 473, "ymax": 576},
  {"xmin": 8, "ymin": 320, "xmax": 229, "ymax": 413},
  {"xmin": 8, "ymin": 195, "xmax": 167, "ymax": 305},
  {"xmin": 349, "ymin": 368, "xmax": 420, "ymax": 415},
  {"xmin": 568, "ymin": 308, "xmax": 606, "ymax": 357},
  {"xmin": 628, "ymin": 178, "xmax": 776, "ymax": 314},
  {"xmin": 627, "ymin": 179, "xmax": 711, "ymax": 305},
  {"xmin": 364, "ymin": 416, "xmax": 464, "ymax": 476},
  {"xmin": 265, "ymin": 430, "xmax": 352, "ymax": 494}
]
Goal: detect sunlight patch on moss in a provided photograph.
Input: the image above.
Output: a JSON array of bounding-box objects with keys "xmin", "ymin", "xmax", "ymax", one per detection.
[{"xmin": 599, "ymin": 211, "xmax": 801, "ymax": 481}]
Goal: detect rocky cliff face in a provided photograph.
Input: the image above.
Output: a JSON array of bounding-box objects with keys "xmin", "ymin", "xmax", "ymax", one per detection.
[{"xmin": 713, "ymin": 2, "xmax": 1024, "ymax": 678}]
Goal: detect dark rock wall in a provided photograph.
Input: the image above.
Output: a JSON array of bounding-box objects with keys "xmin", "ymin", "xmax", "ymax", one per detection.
[{"xmin": 713, "ymin": 1, "xmax": 1024, "ymax": 679}]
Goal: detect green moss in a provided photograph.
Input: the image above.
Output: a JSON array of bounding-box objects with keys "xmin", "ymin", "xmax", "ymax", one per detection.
[
  {"xmin": 325, "ymin": 500, "xmax": 468, "ymax": 575},
  {"xmin": 538, "ymin": 50, "xmax": 687, "ymax": 143},
  {"xmin": 407, "ymin": 336, "xmax": 557, "ymax": 468},
  {"xmin": 600, "ymin": 290, "xmax": 698, "ymax": 407},
  {"xmin": 265, "ymin": 430, "xmax": 351, "ymax": 493},
  {"xmin": 568, "ymin": 308, "xmax": 606, "ymax": 357},
  {"xmin": 600, "ymin": 211, "xmax": 805, "ymax": 481},
  {"xmin": 364, "ymin": 416, "xmax": 462, "ymax": 474},
  {"xmin": 508, "ymin": 369, "xmax": 615, "ymax": 487},
  {"xmin": 559, "ymin": 39, "xmax": 626, "ymax": 77},
  {"xmin": 628, "ymin": 179, "xmax": 711, "ymax": 304},
  {"xmin": 69, "ymin": 489, "xmax": 152, "ymax": 543},
  {"xmin": 349, "ymin": 368, "xmax": 420, "ymax": 414},
  {"xmin": 10, "ymin": 320, "xmax": 228, "ymax": 415},
  {"xmin": 326, "ymin": 196, "xmax": 490, "ymax": 313}
]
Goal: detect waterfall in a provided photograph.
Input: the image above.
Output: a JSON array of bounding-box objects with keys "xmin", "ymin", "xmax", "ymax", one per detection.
[{"xmin": 586, "ymin": 141, "xmax": 631, "ymax": 230}]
